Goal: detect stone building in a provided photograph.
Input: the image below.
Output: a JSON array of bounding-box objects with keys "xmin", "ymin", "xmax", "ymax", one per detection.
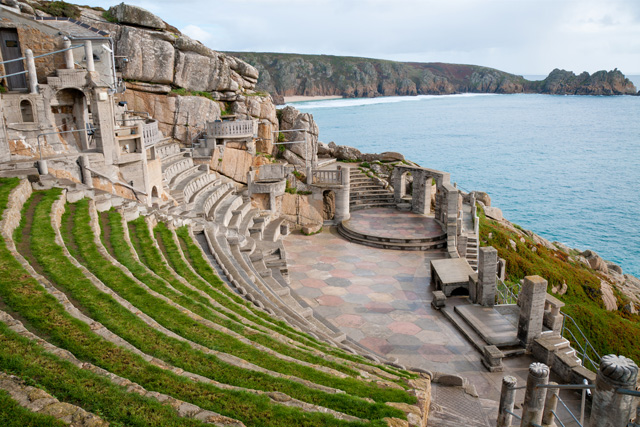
[{"xmin": 0, "ymin": 7, "xmax": 165, "ymax": 202}]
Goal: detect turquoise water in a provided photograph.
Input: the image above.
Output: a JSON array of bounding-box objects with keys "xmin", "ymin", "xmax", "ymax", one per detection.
[{"xmin": 291, "ymin": 93, "xmax": 640, "ymax": 277}]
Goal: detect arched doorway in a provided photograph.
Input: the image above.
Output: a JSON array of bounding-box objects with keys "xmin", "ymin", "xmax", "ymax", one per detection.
[
  {"xmin": 50, "ymin": 88, "xmax": 89, "ymax": 151},
  {"xmin": 322, "ymin": 190, "xmax": 335, "ymax": 220},
  {"xmin": 20, "ymin": 100, "xmax": 34, "ymax": 122}
]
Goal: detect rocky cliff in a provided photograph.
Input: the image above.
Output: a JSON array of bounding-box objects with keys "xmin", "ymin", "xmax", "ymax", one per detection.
[
  {"xmin": 227, "ymin": 52, "xmax": 638, "ymax": 102},
  {"xmin": 32, "ymin": 2, "xmax": 280, "ymax": 142}
]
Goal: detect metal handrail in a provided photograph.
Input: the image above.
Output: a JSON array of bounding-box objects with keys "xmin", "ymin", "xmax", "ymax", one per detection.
[
  {"xmin": 32, "ymin": 44, "xmax": 82, "ymax": 60},
  {"xmin": 0, "ymin": 69, "xmax": 28, "ymax": 79},
  {"xmin": 561, "ymin": 313, "xmax": 601, "ymax": 370}
]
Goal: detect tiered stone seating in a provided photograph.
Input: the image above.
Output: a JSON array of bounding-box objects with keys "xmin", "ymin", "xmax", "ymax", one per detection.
[{"xmin": 0, "ymin": 177, "xmax": 431, "ymax": 427}]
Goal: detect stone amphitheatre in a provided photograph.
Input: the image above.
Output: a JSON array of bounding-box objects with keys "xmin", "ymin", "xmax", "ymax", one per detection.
[{"xmin": 0, "ymin": 2, "xmax": 638, "ymax": 426}]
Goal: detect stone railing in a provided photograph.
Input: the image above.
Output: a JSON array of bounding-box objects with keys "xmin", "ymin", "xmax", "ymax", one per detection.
[
  {"xmin": 312, "ymin": 169, "xmax": 341, "ymax": 185},
  {"xmin": 142, "ymin": 120, "xmax": 160, "ymax": 147},
  {"xmin": 207, "ymin": 120, "xmax": 256, "ymax": 139},
  {"xmin": 156, "ymin": 142, "xmax": 181, "ymax": 159}
]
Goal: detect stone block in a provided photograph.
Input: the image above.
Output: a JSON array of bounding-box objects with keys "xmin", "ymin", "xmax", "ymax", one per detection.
[
  {"xmin": 482, "ymin": 345, "xmax": 505, "ymax": 372},
  {"xmin": 431, "ymin": 291, "xmax": 446, "ymax": 309}
]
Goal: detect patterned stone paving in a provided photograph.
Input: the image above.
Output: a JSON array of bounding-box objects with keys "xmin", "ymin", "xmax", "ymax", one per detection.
[
  {"xmin": 344, "ymin": 208, "xmax": 443, "ymax": 239},
  {"xmin": 283, "ymin": 225, "xmax": 539, "ymax": 418}
]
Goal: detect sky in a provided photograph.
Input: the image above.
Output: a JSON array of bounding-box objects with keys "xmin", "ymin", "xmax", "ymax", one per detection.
[{"xmin": 83, "ymin": 0, "xmax": 640, "ymax": 75}]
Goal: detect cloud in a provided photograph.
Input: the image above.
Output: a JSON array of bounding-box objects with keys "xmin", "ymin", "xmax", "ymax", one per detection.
[
  {"xmin": 181, "ymin": 24, "xmax": 213, "ymax": 44},
  {"xmin": 77, "ymin": 0, "xmax": 640, "ymax": 74}
]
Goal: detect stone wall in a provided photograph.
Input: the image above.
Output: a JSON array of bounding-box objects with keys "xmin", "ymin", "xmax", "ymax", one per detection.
[{"xmin": 0, "ymin": 11, "xmax": 64, "ymax": 83}]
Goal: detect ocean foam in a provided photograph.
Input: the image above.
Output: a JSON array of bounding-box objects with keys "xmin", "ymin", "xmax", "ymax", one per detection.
[{"xmin": 286, "ymin": 93, "xmax": 497, "ymax": 109}]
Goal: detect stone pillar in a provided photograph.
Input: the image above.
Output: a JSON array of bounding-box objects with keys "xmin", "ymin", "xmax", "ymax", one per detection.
[
  {"xmin": 498, "ymin": 257, "xmax": 507, "ymax": 281},
  {"xmin": 305, "ymin": 166, "xmax": 312, "ymax": 185},
  {"xmin": 78, "ymin": 155, "xmax": 93, "ymax": 188},
  {"xmin": 63, "ymin": 37, "xmax": 74, "ymax": 69},
  {"xmin": 391, "ymin": 168, "xmax": 404, "ymax": 202},
  {"xmin": 335, "ymin": 166, "xmax": 350, "ymax": 222},
  {"xmin": 497, "ymin": 375, "xmax": 518, "ymax": 427},
  {"xmin": 589, "ymin": 354, "xmax": 638, "ymax": 427},
  {"xmin": 541, "ymin": 382, "xmax": 559, "ymax": 427},
  {"xmin": 521, "ymin": 362, "xmax": 549, "ymax": 427},
  {"xmin": 517, "ymin": 275, "xmax": 547, "ymax": 349},
  {"xmin": 477, "ymin": 246, "xmax": 498, "ymax": 306},
  {"xmin": 84, "ymin": 40, "xmax": 95, "ymax": 72},
  {"xmin": 25, "ymin": 49, "xmax": 38, "ymax": 94}
]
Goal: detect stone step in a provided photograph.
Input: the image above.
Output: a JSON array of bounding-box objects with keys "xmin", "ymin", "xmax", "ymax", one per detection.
[
  {"xmin": 169, "ymin": 164, "xmax": 199, "ymax": 186},
  {"xmin": 214, "ymin": 194, "xmax": 243, "ymax": 227},
  {"xmin": 350, "ymin": 202, "xmax": 398, "ymax": 211},
  {"xmin": 337, "ymin": 223, "xmax": 447, "ymax": 251},
  {"xmin": 440, "ymin": 305, "xmax": 485, "ymax": 353},
  {"xmin": 263, "ymin": 217, "xmax": 287, "ymax": 243},
  {"xmin": 206, "ymin": 188, "xmax": 235, "ymax": 220}
]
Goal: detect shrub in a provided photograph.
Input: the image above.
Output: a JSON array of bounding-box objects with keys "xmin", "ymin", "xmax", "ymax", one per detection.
[{"xmin": 35, "ymin": 1, "xmax": 80, "ymax": 18}]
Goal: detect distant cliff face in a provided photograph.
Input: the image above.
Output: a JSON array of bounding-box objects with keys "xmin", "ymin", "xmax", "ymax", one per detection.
[{"xmin": 227, "ymin": 52, "xmax": 638, "ymax": 103}]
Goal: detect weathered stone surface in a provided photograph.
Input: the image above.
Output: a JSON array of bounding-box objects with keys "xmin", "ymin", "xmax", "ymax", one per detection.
[
  {"xmin": 334, "ymin": 144, "xmax": 362, "ymax": 161},
  {"xmin": 484, "ymin": 206, "xmax": 503, "ymax": 221},
  {"xmin": 606, "ymin": 262, "xmax": 623, "ymax": 275},
  {"xmin": 317, "ymin": 141, "xmax": 334, "ymax": 156},
  {"xmin": 600, "ymin": 280, "xmax": 618, "ymax": 311},
  {"xmin": 18, "ymin": 2, "xmax": 34, "ymax": 14},
  {"xmin": 109, "ymin": 3, "xmax": 166, "ymax": 29},
  {"xmin": 582, "ymin": 250, "xmax": 608, "ymax": 273},
  {"xmin": 474, "ymin": 191, "xmax": 491, "ymax": 207},
  {"xmin": 280, "ymin": 193, "xmax": 323, "ymax": 225},
  {"xmin": 118, "ymin": 26, "xmax": 175, "ymax": 84},
  {"xmin": 125, "ymin": 81, "xmax": 171, "ymax": 94},
  {"xmin": 217, "ymin": 148, "xmax": 253, "ymax": 184},
  {"xmin": 174, "ymin": 50, "xmax": 240, "ymax": 93},
  {"xmin": 553, "ymin": 241, "xmax": 572, "ymax": 254},
  {"xmin": 279, "ymin": 106, "xmax": 318, "ymax": 166},
  {"xmin": 379, "ymin": 152, "xmax": 405, "ymax": 162}
]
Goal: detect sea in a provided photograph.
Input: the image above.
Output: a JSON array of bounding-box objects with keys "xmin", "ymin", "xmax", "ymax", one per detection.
[{"xmin": 289, "ymin": 76, "xmax": 640, "ymax": 278}]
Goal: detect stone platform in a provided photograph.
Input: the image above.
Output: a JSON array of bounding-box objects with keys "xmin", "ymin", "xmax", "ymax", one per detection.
[
  {"xmin": 337, "ymin": 208, "xmax": 447, "ymax": 251},
  {"xmin": 430, "ymin": 258, "xmax": 476, "ymax": 296},
  {"xmin": 455, "ymin": 305, "xmax": 520, "ymax": 347}
]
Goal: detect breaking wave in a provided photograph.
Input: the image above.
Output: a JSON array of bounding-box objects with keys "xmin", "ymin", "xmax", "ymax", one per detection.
[{"xmin": 287, "ymin": 93, "xmax": 497, "ymax": 109}]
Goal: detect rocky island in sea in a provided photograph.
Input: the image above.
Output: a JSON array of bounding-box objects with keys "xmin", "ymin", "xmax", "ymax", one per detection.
[{"xmin": 0, "ymin": 1, "xmax": 638, "ymax": 426}]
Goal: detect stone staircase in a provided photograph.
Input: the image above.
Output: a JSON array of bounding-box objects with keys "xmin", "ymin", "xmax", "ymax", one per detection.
[
  {"xmin": 466, "ymin": 235, "xmax": 479, "ymax": 271},
  {"xmin": 349, "ymin": 168, "xmax": 395, "ymax": 210}
]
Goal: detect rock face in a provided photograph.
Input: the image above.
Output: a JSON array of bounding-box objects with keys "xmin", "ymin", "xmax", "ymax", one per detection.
[
  {"xmin": 109, "ymin": 3, "xmax": 166, "ymax": 29},
  {"xmin": 228, "ymin": 52, "xmax": 638, "ymax": 102},
  {"xmin": 582, "ymin": 250, "xmax": 609, "ymax": 273},
  {"xmin": 534, "ymin": 68, "xmax": 637, "ymax": 96},
  {"xmin": 278, "ymin": 106, "xmax": 318, "ymax": 167}
]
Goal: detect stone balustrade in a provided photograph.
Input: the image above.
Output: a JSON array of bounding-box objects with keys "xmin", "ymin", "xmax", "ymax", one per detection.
[
  {"xmin": 207, "ymin": 120, "xmax": 256, "ymax": 139},
  {"xmin": 312, "ymin": 169, "xmax": 342, "ymax": 185},
  {"xmin": 142, "ymin": 119, "xmax": 160, "ymax": 147}
]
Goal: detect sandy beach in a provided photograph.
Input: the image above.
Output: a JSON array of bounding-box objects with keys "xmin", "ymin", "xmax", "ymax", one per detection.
[{"xmin": 284, "ymin": 95, "xmax": 343, "ymax": 103}]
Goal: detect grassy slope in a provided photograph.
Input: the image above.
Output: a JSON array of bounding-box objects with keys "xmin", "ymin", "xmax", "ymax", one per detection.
[{"xmin": 478, "ymin": 206, "xmax": 640, "ymax": 365}]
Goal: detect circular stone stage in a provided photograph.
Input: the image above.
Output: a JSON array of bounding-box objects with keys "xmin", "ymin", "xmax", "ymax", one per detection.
[{"xmin": 337, "ymin": 207, "xmax": 447, "ymax": 251}]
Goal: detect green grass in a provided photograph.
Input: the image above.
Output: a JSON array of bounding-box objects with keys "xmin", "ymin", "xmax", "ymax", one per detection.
[
  {"xmin": 171, "ymin": 87, "xmax": 215, "ymax": 101},
  {"xmin": 479, "ymin": 206, "xmax": 640, "ymax": 366},
  {"xmin": 4, "ymin": 188, "xmax": 398, "ymax": 426},
  {"xmin": 59, "ymin": 199, "xmax": 410, "ymax": 418},
  {"xmin": 102, "ymin": 209, "xmax": 362, "ymax": 378},
  {"xmin": 0, "ymin": 389, "xmax": 72, "ymax": 427},
  {"xmin": 35, "ymin": 1, "xmax": 80, "ymax": 18}
]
